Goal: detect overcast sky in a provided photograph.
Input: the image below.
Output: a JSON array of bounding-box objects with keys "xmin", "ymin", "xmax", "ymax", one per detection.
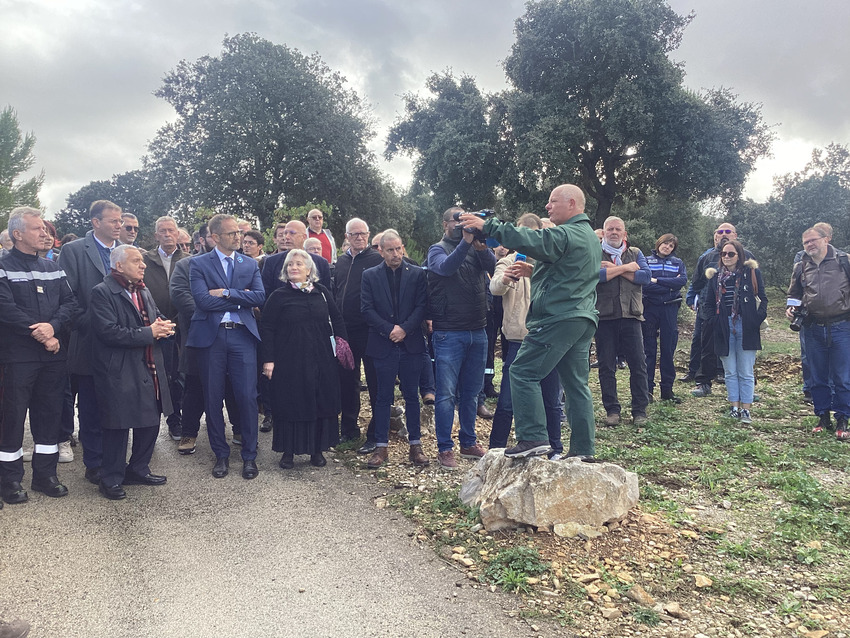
[{"xmin": 2, "ymin": 0, "xmax": 848, "ymax": 217}]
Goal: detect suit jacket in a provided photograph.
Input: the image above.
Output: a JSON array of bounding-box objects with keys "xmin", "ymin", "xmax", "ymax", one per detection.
[
  {"xmin": 169, "ymin": 256, "xmax": 196, "ymax": 374},
  {"xmin": 360, "ymin": 261, "xmax": 428, "ymax": 359},
  {"xmin": 90, "ymin": 275, "xmax": 173, "ymax": 429},
  {"xmin": 262, "ymin": 250, "xmax": 331, "ymax": 300},
  {"xmin": 186, "ymin": 250, "xmax": 265, "ymax": 348},
  {"xmin": 57, "ymin": 230, "xmax": 113, "ymax": 375},
  {"xmin": 143, "ymin": 247, "xmax": 187, "ymax": 321}
]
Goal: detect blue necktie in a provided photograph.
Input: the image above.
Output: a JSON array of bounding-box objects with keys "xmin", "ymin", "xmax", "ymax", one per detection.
[{"xmin": 224, "ymin": 256, "xmax": 233, "ymax": 287}]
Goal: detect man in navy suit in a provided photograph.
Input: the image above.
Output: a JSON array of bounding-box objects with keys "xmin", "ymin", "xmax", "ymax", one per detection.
[
  {"xmin": 262, "ymin": 220, "xmax": 331, "ymax": 294},
  {"xmin": 360, "ymin": 229, "xmax": 430, "ymax": 469},
  {"xmin": 186, "ymin": 214, "xmax": 265, "ymax": 480}
]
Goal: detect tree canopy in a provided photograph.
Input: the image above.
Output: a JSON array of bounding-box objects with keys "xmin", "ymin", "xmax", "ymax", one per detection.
[
  {"xmin": 145, "ymin": 33, "xmax": 403, "ymax": 234},
  {"xmin": 0, "ymin": 106, "xmax": 43, "ymax": 228}
]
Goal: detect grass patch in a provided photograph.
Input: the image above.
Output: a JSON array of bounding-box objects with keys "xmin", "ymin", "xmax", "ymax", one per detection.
[{"xmin": 484, "ymin": 546, "xmax": 549, "ymax": 593}]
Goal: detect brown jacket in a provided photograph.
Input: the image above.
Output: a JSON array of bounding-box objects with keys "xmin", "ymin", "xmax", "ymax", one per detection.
[{"xmin": 788, "ymin": 245, "xmax": 850, "ymax": 321}]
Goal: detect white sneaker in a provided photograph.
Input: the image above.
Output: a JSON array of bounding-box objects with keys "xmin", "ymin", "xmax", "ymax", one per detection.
[
  {"xmin": 58, "ymin": 440, "xmax": 74, "ymax": 463},
  {"xmin": 23, "ymin": 446, "xmax": 33, "ymax": 462}
]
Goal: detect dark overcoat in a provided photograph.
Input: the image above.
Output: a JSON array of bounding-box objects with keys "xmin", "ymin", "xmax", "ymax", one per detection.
[
  {"xmin": 90, "ymin": 275, "xmax": 173, "ymax": 429},
  {"xmin": 259, "ymin": 283, "xmax": 346, "ymax": 422},
  {"xmin": 705, "ymin": 260, "xmax": 768, "ymax": 356}
]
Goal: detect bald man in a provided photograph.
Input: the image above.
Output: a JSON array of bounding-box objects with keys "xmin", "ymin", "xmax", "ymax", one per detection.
[
  {"xmin": 461, "ymin": 184, "xmax": 600, "ymax": 459},
  {"xmin": 261, "ymin": 220, "xmax": 332, "ymax": 293},
  {"xmin": 306, "ymin": 208, "xmax": 337, "ymax": 264}
]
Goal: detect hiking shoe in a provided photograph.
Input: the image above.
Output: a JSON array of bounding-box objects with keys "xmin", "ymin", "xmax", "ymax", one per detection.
[
  {"xmin": 692, "ymin": 384, "xmax": 711, "ymax": 398},
  {"xmin": 504, "ymin": 440, "xmax": 550, "ymax": 458},
  {"xmin": 437, "ymin": 450, "xmax": 458, "ymax": 470},
  {"xmin": 739, "ymin": 408, "xmax": 752, "ymax": 424},
  {"xmin": 366, "ymin": 447, "xmax": 388, "ymax": 469},
  {"xmin": 409, "ymin": 444, "xmax": 430, "ymax": 467},
  {"xmin": 178, "ymin": 437, "xmax": 197, "ymax": 455},
  {"xmin": 58, "ymin": 440, "xmax": 74, "ymax": 463},
  {"xmin": 812, "ymin": 412, "xmax": 832, "ymax": 433},
  {"xmin": 729, "ymin": 407, "xmax": 740, "ymax": 419},
  {"xmin": 460, "ymin": 443, "xmax": 487, "ymax": 459},
  {"xmin": 633, "ymin": 414, "xmax": 648, "ymax": 427},
  {"xmin": 836, "ymin": 415, "xmax": 849, "ymax": 441},
  {"xmin": 604, "ymin": 413, "xmax": 620, "ymax": 427}
]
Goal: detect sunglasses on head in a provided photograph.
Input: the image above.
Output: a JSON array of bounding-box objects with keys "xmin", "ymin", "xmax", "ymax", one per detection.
[{"xmin": 715, "ymin": 229, "xmax": 733, "ymax": 235}]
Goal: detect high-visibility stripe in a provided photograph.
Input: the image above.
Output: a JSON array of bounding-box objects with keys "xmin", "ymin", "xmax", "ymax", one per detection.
[
  {"xmin": 0, "ymin": 269, "xmax": 67, "ymax": 281},
  {"xmin": 34, "ymin": 444, "xmax": 59, "ymax": 455},
  {"xmin": 0, "ymin": 448, "xmax": 24, "ymax": 462}
]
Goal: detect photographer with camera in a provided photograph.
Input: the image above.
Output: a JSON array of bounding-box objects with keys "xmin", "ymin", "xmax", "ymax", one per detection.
[
  {"xmin": 787, "ymin": 226, "xmax": 850, "ymax": 439},
  {"xmin": 426, "ymin": 207, "xmax": 496, "ymax": 469}
]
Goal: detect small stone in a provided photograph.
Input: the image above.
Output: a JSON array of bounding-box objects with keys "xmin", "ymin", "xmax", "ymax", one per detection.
[
  {"xmin": 624, "ymin": 584, "xmax": 655, "ymax": 607},
  {"xmin": 298, "ymin": 588, "xmax": 305, "ymax": 593},
  {"xmin": 805, "ymin": 631, "xmax": 829, "ymax": 638},
  {"xmin": 682, "ymin": 564, "xmax": 694, "ymax": 573},
  {"xmin": 694, "ymin": 575, "xmax": 713, "ymax": 588},
  {"xmin": 585, "ymin": 584, "xmax": 600, "ymax": 595},
  {"xmin": 664, "ymin": 602, "xmax": 691, "ymax": 619},
  {"xmin": 452, "ymin": 546, "xmax": 466, "ymax": 554},
  {"xmin": 721, "ymin": 499, "xmax": 732, "ymax": 510},
  {"xmin": 805, "ymin": 540, "xmax": 822, "ymax": 550},
  {"xmin": 577, "ymin": 572, "xmax": 601, "ymax": 584},
  {"xmin": 601, "ymin": 608, "xmax": 622, "ymax": 620},
  {"xmin": 526, "ymin": 577, "xmax": 540, "ymax": 585},
  {"xmin": 374, "ymin": 497, "xmax": 387, "ymax": 509},
  {"xmin": 680, "ymin": 530, "xmax": 699, "ymax": 540},
  {"xmin": 470, "ymin": 523, "xmax": 483, "ymax": 533}
]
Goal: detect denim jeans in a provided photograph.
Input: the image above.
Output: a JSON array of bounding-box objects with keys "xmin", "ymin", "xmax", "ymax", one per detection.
[
  {"xmin": 373, "ymin": 347, "xmax": 424, "ymax": 446},
  {"xmin": 719, "ymin": 316, "xmax": 756, "ymax": 404},
  {"xmin": 489, "ymin": 340, "xmax": 562, "ymax": 453},
  {"xmin": 433, "ymin": 329, "xmax": 487, "ymax": 452},
  {"xmin": 804, "ymin": 319, "xmax": 850, "ymax": 417}
]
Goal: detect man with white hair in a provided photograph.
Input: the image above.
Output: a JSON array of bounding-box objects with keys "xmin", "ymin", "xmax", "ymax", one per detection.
[
  {"xmin": 0, "ymin": 207, "xmax": 78, "ymax": 504},
  {"xmin": 306, "ymin": 208, "xmax": 337, "ymax": 265},
  {"xmin": 334, "ymin": 217, "xmax": 383, "ymax": 445}
]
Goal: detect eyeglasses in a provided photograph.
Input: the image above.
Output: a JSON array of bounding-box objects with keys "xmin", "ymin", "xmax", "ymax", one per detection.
[
  {"xmin": 803, "ymin": 237, "xmax": 825, "ymax": 246},
  {"xmin": 178, "ymin": 243, "xmax": 191, "ymax": 250},
  {"xmin": 715, "ymin": 229, "xmax": 733, "ymax": 235},
  {"xmin": 217, "ymin": 231, "xmax": 240, "ymax": 238},
  {"xmin": 347, "ymin": 232, "xmax": 368, "ymax": 238},
  {"xmin": 720, "ymin": 251, "xmax": 737, "ymax": 258},
  {"xmin": 124, "ymin": 226, "xmax": 139, "ymax": 232},
  {"xmin": 310, "ymin": 215, "xmax": 323, "ymax": 220}
]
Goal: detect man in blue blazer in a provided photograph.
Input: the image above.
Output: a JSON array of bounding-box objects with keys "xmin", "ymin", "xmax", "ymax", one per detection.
[
  {"xmin": 186, "ymin": 214, "xmax": 265, "ymax": 480},
  {"xmin": 360, "ymin": 229, "xmax": 429, "ymax": 469}
]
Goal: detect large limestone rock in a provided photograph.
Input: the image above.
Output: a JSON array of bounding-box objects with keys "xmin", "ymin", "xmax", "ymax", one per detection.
[{"xmin": 459, "ymin": 450, "xmax": 638, "ymax": 531}]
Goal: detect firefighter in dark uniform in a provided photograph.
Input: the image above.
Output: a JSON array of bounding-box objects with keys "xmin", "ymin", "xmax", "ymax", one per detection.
[{"xmin": 0, "ymin": 207, "xmax": 78, "ymax": 505}]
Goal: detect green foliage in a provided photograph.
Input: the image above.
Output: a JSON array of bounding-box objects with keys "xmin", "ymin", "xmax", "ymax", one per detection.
[
  {"xmin": 145, "ymin": 33, "xmax": 405, "ymax": 236},
  {"xmin": 483, "ymin": 546, "xmax": 549, "ymax": 593},
  {"xmin": 631, "ymin": 607, "xmax": 661, "ymax": 626},
  {"xmin": 0, "ymin": 106, "xmax": 43, "ymax": 228}
]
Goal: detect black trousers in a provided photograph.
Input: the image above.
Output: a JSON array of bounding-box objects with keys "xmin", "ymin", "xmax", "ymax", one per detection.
[
  {"xmin": 595, "ymin": 318, "xmax": 649, "ymax": 416},
  {"xmin": 339, "ymin": 326, "xmax": 376, "ymax": 440},
  {"xmin": 0, "ymin": 360, "xmax": 65, "ymax": 484},
  {"xmin": 161, "ymin": 336, "xmax": 183, "ymax": 430},
  {"xmin": 101, "ymin": 426, "xmax": 159, "ymax": 487},
  {"xmin": 695, "ymin": 314, "xmax": 719, "ymax": 386}
]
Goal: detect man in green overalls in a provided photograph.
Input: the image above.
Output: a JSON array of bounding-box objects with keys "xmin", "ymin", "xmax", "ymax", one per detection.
[{"xmin": 459, "ymin": 184, "xmax": 599, "ymax": 459}]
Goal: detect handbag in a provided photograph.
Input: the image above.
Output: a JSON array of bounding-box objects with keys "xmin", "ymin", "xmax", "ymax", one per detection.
[{"xmin": 320, "ymin": 291, "xmax": 355, "ymax": 370}]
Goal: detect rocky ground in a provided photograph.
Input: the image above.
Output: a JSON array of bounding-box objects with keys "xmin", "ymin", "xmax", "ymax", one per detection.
[{"xmin": 332, "ymin": 309, "xmax": 850, "ymax": 638}]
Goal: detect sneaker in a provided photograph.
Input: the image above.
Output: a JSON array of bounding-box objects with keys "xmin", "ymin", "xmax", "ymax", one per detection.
[
  {"xmin": 504, "ymin": 440, "xmax": 550, "ymax": 458},
  {"xmin": 178, "ymin": 437, "xmax": 197, "ymax": 455},
  {"xmin": 168, "ymin": 426, "xmax": 182, "ymax": 442},
  {"xmin": 22, "ymin": 446, "xmax": 33, "ymax": 463},
  {"xmin": 604, "ymin": 413, "xmax": 620, "ymax": 427},
  {"xmin": 729, "ymin": 407, "xmax": 740, "ymax": 419},
  {"xmin": 691, "ymin": 384, "xmax": 712, "ymax": 398},
  {"xmin": 678, "ymin": 373, "xmax": 695, "ymax": 383},
  {"xmin": 231, "ymin": 434, "xmax": 242, "ymax": 446},
  {"xmin": 460, "ymin": 443, "xmax": 487, "ymax": 459},
  {"xmin": 812, "ymin": 412, "xmax": 832, "ymax": 433},
  {"xmin": 836, "ymin": 415, "xmax": 849, "ymax": 441},
  {"xmin": 739, "ymin": 408, "xmax": 752, "ymax": 424},
  {"xmin": 547, "ymin": 451, "xmax": 563, "ymax": 461},
  {"xmin": 437, "ymin": 450, "xmax": 458, "ymax": 470},
  {"xmin": 58, "ymin": 440, "xmax": 74, "ymax": 463}
]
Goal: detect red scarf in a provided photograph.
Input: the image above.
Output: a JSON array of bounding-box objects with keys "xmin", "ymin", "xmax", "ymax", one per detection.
[{"xmin": 111, "ymin": 271, "xmax": 160, "ymax": 399}]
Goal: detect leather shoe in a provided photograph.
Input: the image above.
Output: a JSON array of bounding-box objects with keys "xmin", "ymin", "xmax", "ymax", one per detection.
[
  {"xmin": 99, "ymin": 482, "xmax": 127, "ymax": 500},
  {"xmin": 477, "ymin": 404, "xmax": 494, "ymax": 419},
  {"xmin": 242, "ymin": 459, "xmax": 259, "ymax": 479},
  {"xmin": 279, "ymin": 453, "xmax": 294, "ymax": 469},
  {"xmin": 31, "ymin": 475, "xmax": 69, "ymax": 498},
  {"xmin": 123, "ymin": 472, "xmax": 167, "ymax": 486},
  {"xmin": 1, "ymin": 481, "xmax": 29, "ymax": 505},
  {"xmin": 408, "ymin": 444, "xmax": 430, "ymax": 467},
  {"xmin": 367, "ymin": 447, "xmax": 388, "ymax": 469},
  {"xmin": 84, "ymin": 466, "xmax": 102, "ymax": 485},
  {"xmin": 212, "ymin": 457, "xmax": 229, "ymax": 478},
  {"xmin": 310, "ymin": 453, "xmax": 327, "ymax": 467},
  {"xmin": 357, "ymin": 440, "xmax": 377, "ymax": 455}
]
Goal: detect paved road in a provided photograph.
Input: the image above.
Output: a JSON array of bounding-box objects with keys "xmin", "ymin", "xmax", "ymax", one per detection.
[{"xmin": 0, "ymin": 427, "xmax": 551, "ymax": 638}]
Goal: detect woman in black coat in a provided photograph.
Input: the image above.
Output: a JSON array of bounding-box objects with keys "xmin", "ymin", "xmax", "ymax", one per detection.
[
  {"xmin": 704, "ymin": 239, "xmax": 767, "ymax": 425},
  {"xmin": 90, "ymin": 245, "xmax": 174, "ymax": 499},
  {"xmin": 260, "ymin": 249, "xmax": 347, "ymax": 469}
]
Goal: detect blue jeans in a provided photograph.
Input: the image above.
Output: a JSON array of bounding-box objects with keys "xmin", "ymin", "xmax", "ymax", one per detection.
[
  {"xmin": 719, "ymin": 316, "xmax": 756, "ymax": 404},
  {"xmin": 489, "ymin": 340, "xmax": 562, "ymax": 453},
  {"xmin": 433, "ymin": 329, "xmax": 487, "ymax": 452},
  {"xmin": 373, "ymin": 348, "xmax": 424, "ymax": 446},
  {"xmin": 804, "ymin": 319, "xmax": 850, "ymax": 417}
]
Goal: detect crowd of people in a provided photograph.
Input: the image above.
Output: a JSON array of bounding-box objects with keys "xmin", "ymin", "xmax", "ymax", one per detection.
[{"xmin": 1, "ymin": 186, "xmax": 848, "ymax": 507}]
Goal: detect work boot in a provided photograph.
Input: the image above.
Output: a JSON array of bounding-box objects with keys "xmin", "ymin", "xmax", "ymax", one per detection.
[
  {"xmin": 408, "ymin": 444, "xmax": 430, "ymax": 467},
  {"xmin": 367, "ymin": 447, "xmax": 388, "ymax": 469}
]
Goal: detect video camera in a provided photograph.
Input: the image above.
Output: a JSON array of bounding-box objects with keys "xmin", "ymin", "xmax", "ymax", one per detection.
[
  {"xmin": 452, "ymin": 209, "xmax": 496, "ymax": 243},
  {"xmin": 789, "ymin": 306, "xmax": 808, "ymax": 332}
]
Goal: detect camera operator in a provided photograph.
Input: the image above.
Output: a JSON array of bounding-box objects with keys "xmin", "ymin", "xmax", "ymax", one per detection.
[{"xmin": 786, "ymin": 225, "xmax": 850, "ymax": 439}]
